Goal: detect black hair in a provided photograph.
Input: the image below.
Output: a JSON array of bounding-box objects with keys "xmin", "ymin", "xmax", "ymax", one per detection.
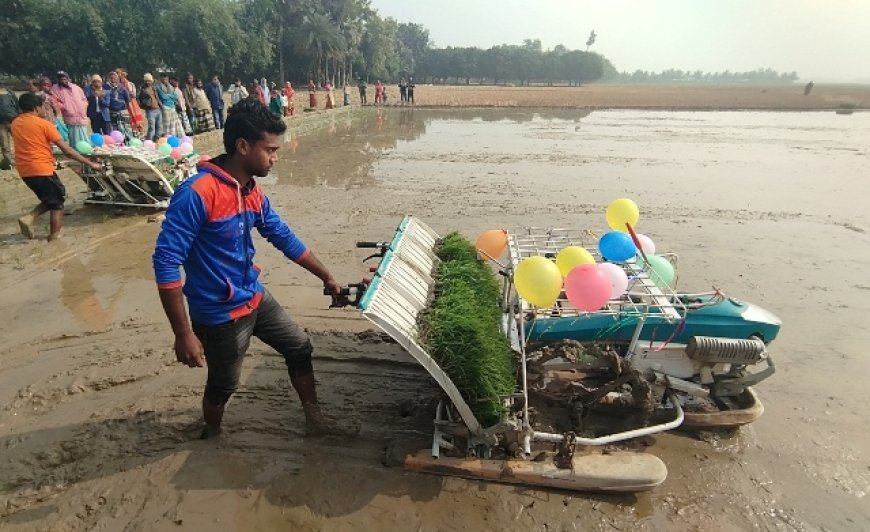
[
  {"xmin": 19, "ymin": 92, "xmax": 44, "ymax": 112},
  {"xmin": 223, "ymin": 98, "xmax": 286, "ymax": 155}
]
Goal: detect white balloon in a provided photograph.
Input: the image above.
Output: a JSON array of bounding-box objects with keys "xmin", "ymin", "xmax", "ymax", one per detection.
[
  {"xmin": 597, "ymin": 262, "xmax": 629, "ymax": 299},
  {"xmin": 637, "ymin": 234, "xmax": 656, "ymax": 255}
]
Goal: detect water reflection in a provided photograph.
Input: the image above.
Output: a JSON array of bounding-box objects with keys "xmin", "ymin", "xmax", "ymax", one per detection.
[{"xmin": 270, "ymin": 108, "xmax": 594, "ymax": 189}]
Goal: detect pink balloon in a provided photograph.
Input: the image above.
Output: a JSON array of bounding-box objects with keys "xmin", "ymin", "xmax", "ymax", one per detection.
[
  {"xmin": 565, "ymin": 264, "xmax": 612, "ymax": 312},
  {"xmin": 143, "ymin": 140, "xmax": 156, "ymax": 150},
  {"xmin": 170, "ymin": 148, "xmax": 182, "ymax": 160},
  {"xmin": 103, "ymin": 134, "xmax": 115, "ymax": 145},
  {"xmin": 637, "ymin": 234, "xmax": 656, "ymax": 255},
  {"xmin": 597, "ymin": 262, "xmax": 629, "ymax": 299}
]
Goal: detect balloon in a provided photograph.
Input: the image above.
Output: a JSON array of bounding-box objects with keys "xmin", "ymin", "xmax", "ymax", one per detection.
[
  {"xmin": 597, "ymin": 262, "xmax": 629, "ymax": 299},
  {"xmin": 514, "ymin": 256, "xmax": 563, "ymax": 308},
  {"xmin": 143, "ymin": 140, "xmax": 156, "ymax": 150},
  {"xmin": 564, "ymin": 264, "xmax": 612, "ymax": 312},
  {"xmin": 158, "ymin": 143, "xmax": 172, "ymax": 156},
  {"xmin": 170, "ymin": 148, "xmax": 182, "ymax": 160},
  {"xmin": 75, "ymin": 141, "xmax": 93, "ymax": 155},
  {"xmin": 598, "ymin": 231, "xmax": 637, "ymax": 262},
  {"xmin": 181, "ymin": 136, "xmax": 193, "ymax": 145},
  {"xmin": 90, "ymin": 133, "xmax": 104, "ymax": 147},
  {"xmin": 636, "ymin": 234, "xmax": 656, "ymax": 255},
  {"xmin": 110, "ymin": 130, "xmax": 124, "ymax": 144},
  {"xmin": 103, "ymin": 134, "xmax": 115, "ymax": 145},
  {"xmin": 606, "ymin": 198, "xmax": 640, "ymax": 232},
  {"xmin": 199, "ymin": 154, "xmax": 212, "ymax": 162},
  {"xmin": 475, "ymin": 229, "xmax": 508, "ymax": 259},
  {"xmin": 167, "ymin": 135, "xmax": 181, "ymax": 148},
  {"xmin": 555, "ymin": 246, "xmax": 595, "ymax": 277},
  {"xmin": 179, "ymin": 142, "xmax": 194, "ymax": 155},
  {"xmin": 157, "ymin": 136, "xmax": 167, "ymax": 145},
  {"xmin": 129, "ymin": 137, "xmax": 143, "ymax": 148},
  {"xmin": 641, "ymin": 255, "xmax": 675, "ymax": 289}
]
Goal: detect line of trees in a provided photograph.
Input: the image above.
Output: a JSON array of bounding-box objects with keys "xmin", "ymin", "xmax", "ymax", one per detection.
[
  {"xmin": 0, "ymin": 0, "xmax": 797, "ymax": 87},
  {"xmin": 413, "ymin": 40, "xmax": 611, "ymax": 86},
  {"xmin": 0, "ymin": 0, "xmax": 611, "ymax": 86}
]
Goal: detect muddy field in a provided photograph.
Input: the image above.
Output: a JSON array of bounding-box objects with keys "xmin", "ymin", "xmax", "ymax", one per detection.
[
  {"xmin": 1, "ymin": 105, "xmax": 869, "ymax": 531},
  {"xmin": 297, "ymin": 82, "xmax": 870, "ymax": 111},
  {"xmin": 355, "ymin": 83, "xmax": 870, "ymax": 110}
]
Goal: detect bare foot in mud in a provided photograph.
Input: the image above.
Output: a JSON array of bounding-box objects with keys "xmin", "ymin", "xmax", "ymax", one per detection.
[
  {"xmin": 18, "ymin": 216, "xmax": 35, "ymax": 239},
  {"xmin": 303, "ymin": 404, "xmax": 361, "ymax": 438},
  {"xmin": 199, "ymin": 424, "xmax": 223, "ymax": 440}
]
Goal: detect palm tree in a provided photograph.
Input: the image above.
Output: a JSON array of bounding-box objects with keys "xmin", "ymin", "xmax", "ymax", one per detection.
[{"xmin": 295, "ymin": 12, "xmax": 344, "ymax": 84}]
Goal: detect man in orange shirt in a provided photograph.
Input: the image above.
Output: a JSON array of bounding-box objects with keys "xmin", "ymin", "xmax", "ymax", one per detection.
[{"xmin": 12, "ymin": 93, "xmax": 100, "ymax": 241}]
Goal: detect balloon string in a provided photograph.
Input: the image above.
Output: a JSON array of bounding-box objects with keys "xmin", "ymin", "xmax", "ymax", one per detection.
[
  {"xmin": 625, "ymin": 222, "xmax": 649, "ymax": 263},
  {"xmin": 653, "ymin": 318, "xmax": 686, "ymax": 352}
]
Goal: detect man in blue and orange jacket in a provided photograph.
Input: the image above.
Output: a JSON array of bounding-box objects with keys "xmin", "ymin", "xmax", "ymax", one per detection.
[{"xmin": 153, "ymin": 99, "xmax": 348, "ymax": 439}]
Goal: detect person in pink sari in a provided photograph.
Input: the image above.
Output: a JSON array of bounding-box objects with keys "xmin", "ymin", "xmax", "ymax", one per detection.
[{"xmin": 374, "ymin": 80, "xmax": 384, "ymax": 104}]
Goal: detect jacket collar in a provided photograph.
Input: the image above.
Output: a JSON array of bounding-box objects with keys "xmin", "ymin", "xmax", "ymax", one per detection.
[{"xmin": 198, "ymin": 154, "xmax": 257, "ymax": 193}]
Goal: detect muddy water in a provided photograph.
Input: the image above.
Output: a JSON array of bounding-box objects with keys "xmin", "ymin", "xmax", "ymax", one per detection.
[{"xmin": 1, "ymin": 108, "xmax": 869, "ymax": 531}]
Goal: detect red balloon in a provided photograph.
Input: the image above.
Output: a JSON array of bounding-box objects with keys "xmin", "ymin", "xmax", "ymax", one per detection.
[
  {"xmin": 170, "ymin": 148, "xmax": 182, "ymax": 160},
  {"xmin": 564, "ymin": 264, "xmax": 611, "ymax": 312}
]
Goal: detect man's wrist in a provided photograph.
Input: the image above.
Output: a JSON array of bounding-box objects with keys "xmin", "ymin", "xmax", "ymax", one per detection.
[{"xmin": 173, "ymin": 327, "xmax": 195, "ymax": 339}]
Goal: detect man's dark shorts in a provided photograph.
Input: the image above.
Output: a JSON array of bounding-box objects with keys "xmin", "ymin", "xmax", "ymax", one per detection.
[
  {"xmin": 192, "ymin": 290, "xmax": 313, "ymax": 405},
  {"xmin": 23, "ymin": 174, "xmax": 66, "ymax": 210}
]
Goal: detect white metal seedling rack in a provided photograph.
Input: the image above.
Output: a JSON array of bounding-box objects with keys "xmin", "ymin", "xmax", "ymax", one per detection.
[
  {"xmin": 79, "ymin": 146, "xmax": 199, "ymax": 209},
  {"xmin": 505, "ymin": 227, "xmax": 686, "ymax": 448}
]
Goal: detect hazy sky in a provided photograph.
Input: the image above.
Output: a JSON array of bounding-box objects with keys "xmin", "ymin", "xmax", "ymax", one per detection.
[{"xmin": 370, "ymin": 0, "xmax": 870, "ymax": 81}]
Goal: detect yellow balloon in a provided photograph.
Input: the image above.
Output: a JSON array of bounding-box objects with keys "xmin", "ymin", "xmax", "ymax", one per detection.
[
  {"xmin": 514, "ymin": 256, "xmax": 563, "ymax": 308},
  {"xmin": 606, "ymin": 198, "xmax": 640, "ymax": 232},
  {"xmin": 555, "ymin": 246, "xmax": 595, "ymax": 277}
]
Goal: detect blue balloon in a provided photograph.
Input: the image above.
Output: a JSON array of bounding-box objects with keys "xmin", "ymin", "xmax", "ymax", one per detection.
[
  {"xmin": 90, "ymin": 132, "xmax": 104, "ymax": 147},
  {"xmin": 598, "ymin": 231, "xmax": 637, "ymax": 263},
  {"xmin": 167, "ymin": 135, "xmax": 181, "ymax": 148}
]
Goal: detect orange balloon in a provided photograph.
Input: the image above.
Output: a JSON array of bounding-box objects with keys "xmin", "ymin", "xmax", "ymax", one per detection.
[
  {"xmin": 475, "ymin": 229, "xmax": 508, "ymax": 259},
  {"xmin": 157, "ymin": 137, "xmax": 167, "ymax": 145}
]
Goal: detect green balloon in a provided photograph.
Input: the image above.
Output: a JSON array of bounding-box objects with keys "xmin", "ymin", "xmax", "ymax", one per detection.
[
  {"xmin": 75, "ymin": 141, "xmax": 93, "ymax": 155},
  {"xmin": 158, "ymin": 143, "xmax": 172, "ymax": 156},
  {"xmin": 129, "ymin": 138, "xmax": 143, "ymax": 148},
  {"xmin": 641, "ymin": 255, "xmax": 675, "ymax": 289}
]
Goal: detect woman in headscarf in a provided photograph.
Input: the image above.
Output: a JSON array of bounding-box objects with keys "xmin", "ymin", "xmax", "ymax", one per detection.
[
  {"xmin": 374, "ymin": 80, "xmax": 384, "ymax": 105},
  {"xmin": 282, "ymin": 82, "xmax": 295, "ymax": 116},
  {"xmin": 269, "ymin": 88, "xmax": 283, "ymax": 118},
  {"xmin": 324, "ymin": 80, "xmax": 335, "ymax": 109},
  {"xmin": 260, "ymin": 77, "xmax": 269, "ymax": 104},
  {"xmin": 307, "ymin": 79, "xmax": 317, "ymax": 108},
  {"xmin": 28, "ymin": 78, "xmax": 59, "ymax": 124},
  {"xmin": 191, "ymin": 78, "xmax": 214, "ymax": 133},
  {"xmin": 117, "ymin": 68, "xmax": 144, "ymax": 137}
]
